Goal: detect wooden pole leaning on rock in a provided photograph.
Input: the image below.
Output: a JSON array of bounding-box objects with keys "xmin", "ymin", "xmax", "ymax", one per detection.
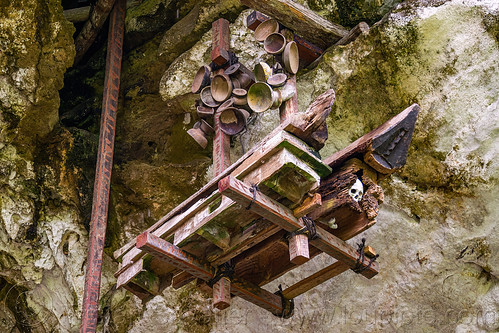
[
  {"xmin": 63, "ymin": 6, "xmax": 91, "ymax": 22},
  {"xmin": 80, "ymin": 0, "xmax": 125, "ymax": 332},
  {"xmin": 211, "ymin": 18, "xmax": 233, "ymax": 310},
  {"xmin": 74, "ymin": 0, "xmax": 117, "ymax": 65}
]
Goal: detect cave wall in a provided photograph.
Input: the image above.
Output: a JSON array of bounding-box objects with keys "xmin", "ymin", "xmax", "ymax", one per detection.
[{"xmin": 0, "ymin": 0, "xmax": 498, "ymax": 332}]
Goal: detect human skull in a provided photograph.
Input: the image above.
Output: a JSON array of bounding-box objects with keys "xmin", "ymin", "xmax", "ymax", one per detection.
[{"xmin": 348, "ymin": 178, "xmax": 364, "ymax": 202}]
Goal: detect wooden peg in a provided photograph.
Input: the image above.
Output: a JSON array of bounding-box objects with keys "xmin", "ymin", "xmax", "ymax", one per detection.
[
  {"xmin": 212, "ymin": 277, "xmax": 231, "ymax": 310},
  {"xmin": 364, "ymin": 246, "xmax": 376, "ymax": 259},
  {"xmin": 293, "ymin": 193, "xmax": 322, "ymax": 218},
  {"xmin": 288, "ymin": 233, "xmax": 309, "ymax": 265}
]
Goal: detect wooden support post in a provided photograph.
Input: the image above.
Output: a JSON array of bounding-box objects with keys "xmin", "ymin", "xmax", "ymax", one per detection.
[
  {"xmin": 211, "ymin": 18, "xmax": 233, "ymax": 306},
  {"xmin": 218, "ymin": 176, "xmax": 379, "ymax": 278},
  {"xmin": 80, "ymin": 1, "xmax": 125, "ymax": 331},
  {"xmin": 212, "ymin": 277, "xmax": 231, "ymax": 310},
  {"xmin": 281, "ymin": 261, "xmax": 349, "ymax": 299},
  {"xmin": 288, "ymin": 233, "xmax": 309, "ymax": 265},
  {"xmin": 136, "ymin": 232, "xmax": 284, "ymax": 316},
  {"xmin": 284, "ymin": 89, "xmax": 335, "ymax": 151},
  {"xmin": 279, "ymin": 75, "xmax": 297, "ymax": 123},
  {"xmin": 211, "ymin": 18, "xmax": 230, "ymax": 66}
]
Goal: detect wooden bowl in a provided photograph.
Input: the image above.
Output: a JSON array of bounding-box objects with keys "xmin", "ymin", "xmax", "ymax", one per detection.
[
  {"xmin": 200, "ymin": 86, "xmax": 220, "ymax": 108},
  {"xmin": 254, "ymin": 62, "xmax": 272, "ymax": 82},
  {"xmin": 211, "ymin": 73, "xmax": 233, "ymax": 102},
  {"xmin": 254, "ymin": 19, "xmax": 279, "ymax": 42},
  {"xmin": 220, "ymin": 107, "xmax": 249, "ymax": 135},
  {"xmin": 248, "ymin": 82, "xmax": 274, "ymax": 113},
  {"xmin": 283, "ymin": 41, "xmax": 299, "ymax": 74},
  {"xmin": 187, "ymin": 128, "xmax": 208, "ymax": 148},
  {"xmin": 264, "ymin": 33, "xmax": 286, "ymax": 55},
  {"xmin": 191, "ymin": 65, "xmax": 211, "ymax": 94},
  {"xmin": 267, "ymin": 73, "xmax": 287, "ymax": 87}
]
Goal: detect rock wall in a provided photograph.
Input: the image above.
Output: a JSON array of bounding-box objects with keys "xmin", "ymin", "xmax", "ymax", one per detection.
[{"xmin": 0, "ymin": 0, "xmax": 497, "ymax": 332}]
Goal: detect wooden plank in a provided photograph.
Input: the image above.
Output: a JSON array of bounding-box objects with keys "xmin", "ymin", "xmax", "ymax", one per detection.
[
  {"xmin": 136, "ymin": 232, "xmax": 283, "ymax": 316},
  {"xmin": 323, "ymin": 104, "xmax": 420, "ymax": 174},
  {"xmin": 218, "ymin": 176, "xmax": 378, "ymax": 278},
  {"xmin": 117, "ymin": 257, "xmax": 143, "ymax": 289},
  {"xmin": 210, "ymin": 222, "xmax": 281, "ymax": 265},
  {"xmin": 240, "ymin": 0, "xmax": 348, "ymax": 49},
  {"xmin": 174, "ymin": 195, "xmax": 232, "ymax": 247},
  {"xmin": 172, "ymin": 271, "xmax": 196, "ymax": 289},
  {"xmin": 293, "ymin": 193, "xmax": 321, "ymax": 218},
  {"xmin": 282, "ymin": 261, "xmax": 349, "ymax": 299}
]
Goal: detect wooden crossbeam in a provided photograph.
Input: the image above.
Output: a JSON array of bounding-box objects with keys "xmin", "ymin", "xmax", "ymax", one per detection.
[
  {"xmin": 218, "ymin": 176, "xmax": 379, "ymax": 278},
  {"xmin": 136, "ymin": 232, "xmax": 283, "ymax": 316},
  {"xmin": 282, "ymin": 261, "xmax": 349, "ymax": 299},
  {"xmin": 240, "ymin": 0, "xmax": 348, "ymax": 49}
]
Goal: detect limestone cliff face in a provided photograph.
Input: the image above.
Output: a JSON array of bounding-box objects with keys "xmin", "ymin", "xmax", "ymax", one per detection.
[{"xmin": 0, "ymin": 0, "xmax": 498, "ymax": 332}]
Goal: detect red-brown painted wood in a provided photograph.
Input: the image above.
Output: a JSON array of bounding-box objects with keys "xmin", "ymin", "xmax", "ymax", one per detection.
[{"xmin": 80, "ymin": 0, "xmax": 126, "ymax": 331}]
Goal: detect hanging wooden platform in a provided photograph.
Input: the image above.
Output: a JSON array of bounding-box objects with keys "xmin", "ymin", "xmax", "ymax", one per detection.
[{"xmin": 113, "ymin": 103, "xmax": 419, "ymax": 317}]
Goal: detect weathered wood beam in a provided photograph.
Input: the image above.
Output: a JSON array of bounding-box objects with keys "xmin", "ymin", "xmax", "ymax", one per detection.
[
  {"xmin": 284, "ymin": 89, "xmax": 335, "ymax": 150},
  {"xmin": 172, "ymin": 271, "xmax": 196, "ymax": 289},
  {"xmin": 218, "ymin": 176, "xmax": 378, "ymax": 278},
  {"xmin": 293, "ymin": 193, "xmax": 322, "ymax": 218},
  {"xmin": 136, "ymin": 232, "xmax": 283, "ymax": 316},
  {"xmin": 279, "ymin": 75, "xmax": 298, "ymax": 123},
  {"xmin": 323, "ymin": 104, "xmax": 420, "ymax": 174},
  {"xmin": 335, "ymin": 22, "xmax": 370, "ymax": 46},
  {"xmin": 281, "ymin": 261, "xmax": 349, "ymax": 299},
  {"xmin": 308, "ymin": 22, "xmax": 370, "ymax": 69},
  {"xmin": 240, "ymin": 0, "xmax": 348, "ymax": 49},
  {"xmin": 63, "ymin": 6, "xmax": 91, "ymax": 22},
  {"xmin": 74, "ymin": 0, "xmax": 117, "ymax": 65}
]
